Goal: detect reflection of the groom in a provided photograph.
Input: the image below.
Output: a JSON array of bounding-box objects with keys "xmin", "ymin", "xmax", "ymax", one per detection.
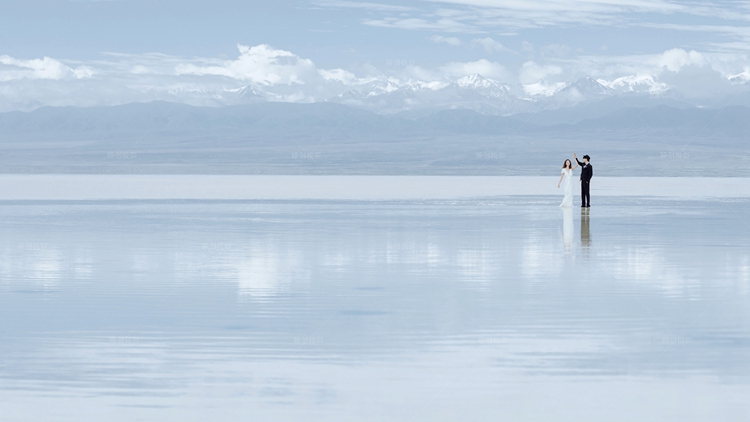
[{"xmin": 581, "ymin": 208, "xmax": 591, "ymax": 248}]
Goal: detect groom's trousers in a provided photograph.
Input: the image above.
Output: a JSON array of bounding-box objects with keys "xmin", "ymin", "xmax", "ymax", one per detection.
[{"xmin": 581, "ymin": 181, "xmax": 590, "ymax": 207}]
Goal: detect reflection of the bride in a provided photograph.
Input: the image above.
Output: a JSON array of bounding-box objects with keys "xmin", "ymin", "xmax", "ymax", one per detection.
[
  {"xmin": 581, "ymin": 208, "xmax": 591, "ymax": 249},
  {"xmin": 562, "ymin": 207, "xmax": 573, "ymax": 250}
]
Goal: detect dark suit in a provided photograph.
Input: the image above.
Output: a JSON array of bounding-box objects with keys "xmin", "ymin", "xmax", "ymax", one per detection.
[{"xmin": 576, "ymin": 159, "xmax": 593, "ymax": 207}]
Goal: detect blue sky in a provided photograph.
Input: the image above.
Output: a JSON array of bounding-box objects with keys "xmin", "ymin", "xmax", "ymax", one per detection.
[{"xmin": 1, "ymin": 0, "xmax": 749, "ymax": 110}]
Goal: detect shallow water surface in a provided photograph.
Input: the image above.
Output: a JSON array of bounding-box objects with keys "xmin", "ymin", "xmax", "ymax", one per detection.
[{"xmin": 1, "ymin": 197, "xmax": 749, "ymax": 421}]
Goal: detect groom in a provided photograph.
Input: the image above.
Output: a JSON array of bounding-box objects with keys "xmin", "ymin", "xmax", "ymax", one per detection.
[{"xmin": 574, "ymin": 153, "xmax": 593, "ymax": 207}]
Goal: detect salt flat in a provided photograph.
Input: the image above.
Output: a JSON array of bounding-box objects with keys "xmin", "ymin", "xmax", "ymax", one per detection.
[
  {"xmin": 0, "ymin": 175, "xmax": 749, "ymax": 200},
  {"xmin": 1, "ymin": 197, "xmax": 749, "ymax": 421}
]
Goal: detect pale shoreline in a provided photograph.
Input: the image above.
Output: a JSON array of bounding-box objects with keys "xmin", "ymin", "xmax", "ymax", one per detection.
[{"xmin": 0, "ymin": 175, "xmax": 748, "ymax": 200}]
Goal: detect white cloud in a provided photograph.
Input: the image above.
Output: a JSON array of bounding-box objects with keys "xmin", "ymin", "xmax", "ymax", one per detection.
[
  {"xmin": 440, "ymin": 59, "xmax": 512, "ymax": 81},
  {"xmin": 429, "ymin": 35, "xmax": 462, "ymax": 46},
  {"xmin": 363, "ymin": 17, "xmax": 474, "ymax": 32},
  {"xmin": 72, "ymin": 66, "xmax": 95, "ymax": 79},
  {"xmin": 319, "ymin": 68, "xmax": 367, "ymax": 85},
  {"xmin": 175, "ymin": 44, "xmax": 318, "ymax": 85},
  {"xmin": 658, "ymin": 64, "xmax": 735, "ymax": 99},
  {"xmin": 519, "ymin": 61, "xmax": 563, "ymax": 84},
  {"xmin": 395, "ymin": 64, "xmax": 443, "ymax": 82},
  {"xmin": 523, "ymin": 80, "xmax": 567, "ymax": 96},
  {"xmin": 343, "ymin": 0, "xmax": 750, "ymax": 61},
  {"xmin": 577, "ymin": 22, "xmax": 750, "ymax": 57},
  {"xmin": 2, "ymin": 44, "xmax": 750, "ymax": 112},
  {"xmin": 563, "ymin": 47, "xmax": 733, "ymax": 81},
  {"xmin": 425, "ymin": 0, "xmax": 744, "ymax": 28},
  {"xmin": 173, "ymin": 44, "xmax": 371, "ymax": 89},
  {"xmin": 658, "ymin": 48, "xmax": 706, "ymax": 72},
  {"xmin": 471, "ymin": 37, "xmax": 515, "ymax": 54},
  {"xmin": 0, "ymin": 55, "xmax": 93, "ymax": 81}
]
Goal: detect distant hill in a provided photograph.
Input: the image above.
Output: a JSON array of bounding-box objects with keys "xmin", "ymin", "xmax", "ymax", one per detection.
[
  {"xmin": 508, "ymin": 96, "xmax": 697, "ymax": 126},
  {"xmin": 3, "ymin": 100, "xmax": 749, "ymax": 142},
  {"xmin": 1, "ymin": 101, "xmax": 748, "ymax": 175},
  {"xmin": 0, "ymin": 101, "xmax": 414, "ymax": 141},
  {"xmin": 568, "ymin": 105, "xmax": 750, "ymax": 139}
]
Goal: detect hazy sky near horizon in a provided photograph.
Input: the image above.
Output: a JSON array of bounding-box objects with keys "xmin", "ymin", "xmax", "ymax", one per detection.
[{"xmin": 1, "ymin": 0, "xmax": 749, "ymax": 109}]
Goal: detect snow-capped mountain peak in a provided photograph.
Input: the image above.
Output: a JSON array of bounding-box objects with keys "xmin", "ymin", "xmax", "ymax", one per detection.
[
  {"xmin": 456, "ymin": 73, "xmax": 494, "ymax": 88},
  {"xmin": 401, "ymin": 80, "xmax": 449, "ymax": 92},
  {"xmin": 229, "ymin": 85, "xmax": 265, "ymax": 99},
  {"xmin": 563, "ymin": 76, "xmax": 612, "ymax": 96},
  {"xmin": 532, "ymin": 76, "xmax": 614, "ymax": 106},
  {"xmin": 454, "ymin": 74, "xmax": 511, "ymax": 98},
  {"xmin": 523, "ymin": 80, "xmax": 567, "ymax": 97},
  {"xmin": 601, "ymin": 74, "xmax": 669, "ymax": 95},
  {"xmin": 729, "ymin": 69, "xmax": 750, "ymax": 85},
  {"xmin": 335, "ymin": 79, "xmax": 400, "ymax": 101}
]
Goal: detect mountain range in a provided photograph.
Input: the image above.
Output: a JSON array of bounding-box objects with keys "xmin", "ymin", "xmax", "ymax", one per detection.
[
  {"xmin": 3, "ymin": 99, "xmax": 749, "ymax": 141},
  {"xmin": 167, "ymin": 72, "xmax": 750, "ymax": 117},
  {"xmin": 1, "ymin": 100, "xmax": 748, "ymax": 175}
]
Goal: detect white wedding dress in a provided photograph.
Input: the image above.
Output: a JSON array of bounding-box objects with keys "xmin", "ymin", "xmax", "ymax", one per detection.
[{"xmin": 560, "ymin": 168, "xmax": 574, "ymax": 208}]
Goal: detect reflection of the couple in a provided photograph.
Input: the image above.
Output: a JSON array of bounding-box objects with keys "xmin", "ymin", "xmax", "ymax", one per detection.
[{"xmin": 561, "ymin": 208, "xmax": 591, "ymax": 251}]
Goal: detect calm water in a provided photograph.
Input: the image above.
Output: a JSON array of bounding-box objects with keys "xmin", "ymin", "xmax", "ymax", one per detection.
[{"xmin": 1, "ymin": 197, "xmax": 749, "ymax": 421}]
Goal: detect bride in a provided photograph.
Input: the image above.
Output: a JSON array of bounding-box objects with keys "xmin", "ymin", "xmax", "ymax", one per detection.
[{"xmin": 557, "ymin": 158, "xmax": 578, "ymax": 208}]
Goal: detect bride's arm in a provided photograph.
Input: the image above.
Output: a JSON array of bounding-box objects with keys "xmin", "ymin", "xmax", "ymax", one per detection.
[{"xmin": 557, "ymin": 173, "xmax": 564, "ymax": 188}]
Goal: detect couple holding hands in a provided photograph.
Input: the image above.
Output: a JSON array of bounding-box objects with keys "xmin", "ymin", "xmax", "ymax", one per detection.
[{"xmin": 558, "ymin": 153, "xmax": 593, "ymax": 208}]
